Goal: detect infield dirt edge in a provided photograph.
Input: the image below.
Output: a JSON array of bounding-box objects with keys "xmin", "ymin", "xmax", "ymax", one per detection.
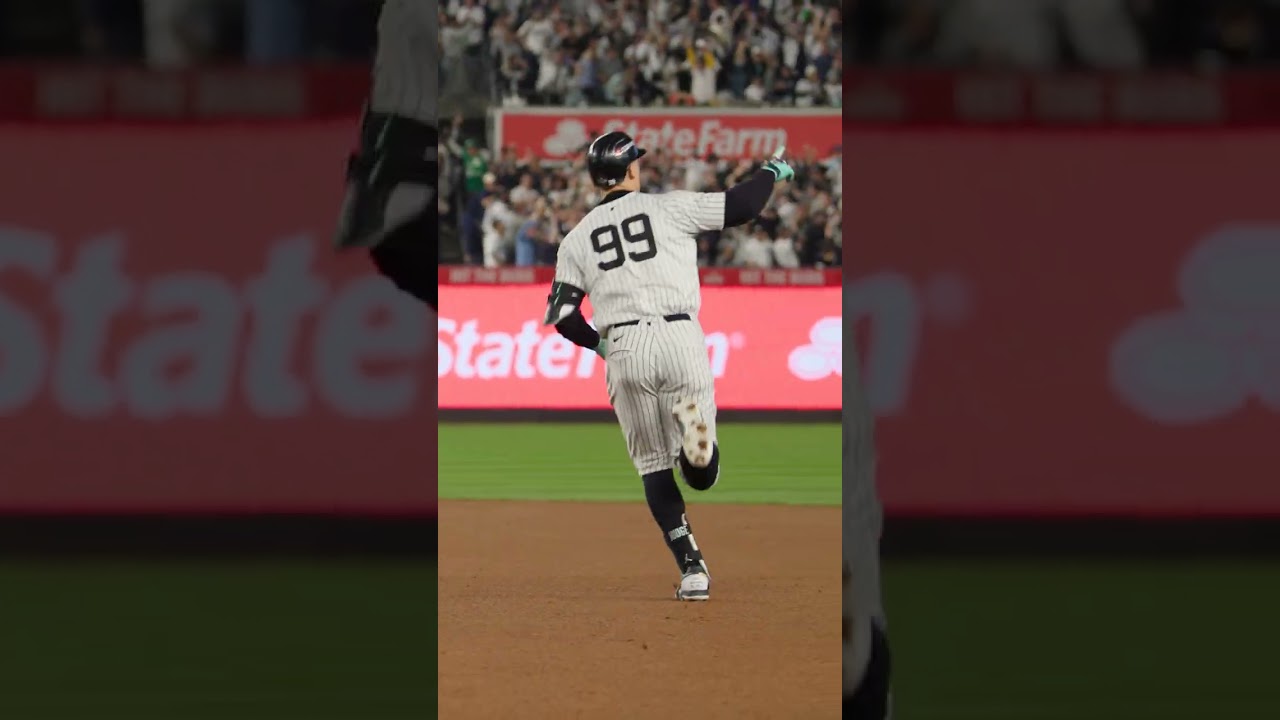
[{"xmin": 437, "ymin": 499, "xmax": 842, "ymax": 718}]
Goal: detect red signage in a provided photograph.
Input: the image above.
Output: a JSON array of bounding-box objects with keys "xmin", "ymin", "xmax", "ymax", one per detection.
[
  {"xmin": 8, "ymin": 117, "xmax": 1278, "ymax": 517},
  {"xmin": 3, "ymin": 66, "xmax": 1280, "ymax": 125},
  {"xmin": 0, "ymin": 64, "xmax": 369, "ymax": 121},
  {"xmin": 849, "ymin": 127, "xmax": 1280, "ymax": 516},
  {"xmin": 0, "ymin": 121, "xmax": 435, "ymax": 514},
  {"xmin": 438, "ymin": 285, "xmax": 841, "ymax": 410},
  {"xmin": 493, "ymin": 108, "xmax": 842, "ymax": 160},
  {"xmin": 438, "ymin": 266, "xmax": 841, "ymax": 287}
]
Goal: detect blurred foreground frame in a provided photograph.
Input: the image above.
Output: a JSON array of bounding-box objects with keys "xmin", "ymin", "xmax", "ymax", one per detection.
[
  {"xmin": 0, "ymin": 3, "xmax": 436, "ymax": 717},
  {"xmin": 845, "ymin": 9, "xmax": 1280, "ymax": 717}
]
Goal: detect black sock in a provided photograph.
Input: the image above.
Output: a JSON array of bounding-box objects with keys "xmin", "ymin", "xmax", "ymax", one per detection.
[
  {"xmin": 677, "ymin": 443, "xmax": 720, "ymax": 491},
  {"xmin": 844, "ymin": 621, "xmax": 892, "ymax": 719},
  {"xmin": 642, "ymin": 469, "xmax": 705, "ymax": 573}
]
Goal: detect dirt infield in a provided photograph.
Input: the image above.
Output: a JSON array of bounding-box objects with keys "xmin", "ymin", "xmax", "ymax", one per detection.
[{"xmin": 438, "ymin": 500, "xmax": 841, "ymax": 719}]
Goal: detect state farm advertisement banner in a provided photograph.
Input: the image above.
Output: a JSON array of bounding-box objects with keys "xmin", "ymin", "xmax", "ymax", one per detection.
[
  {"xmin": 850, "ymin": 128, "xmax": 1280, "ymax": 516},
  {"xmin": 438, "ymin": 287, "xmax": 841, "ymax": 410},
  {"xmin": 0, "ymin": 121, "xmax": 436, "ymax": 514},
  {"xmin": 493, "ymin": 108, "xmax": 841, "ymax": 161}
]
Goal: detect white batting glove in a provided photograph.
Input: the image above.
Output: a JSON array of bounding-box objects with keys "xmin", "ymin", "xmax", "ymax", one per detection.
[{"xmin": 762, "ymin": 145, "xmax": 795, "ymax": 182}]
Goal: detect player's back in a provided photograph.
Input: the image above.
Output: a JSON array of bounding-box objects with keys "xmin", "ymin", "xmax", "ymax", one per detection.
[{"xmin": 562, "ymin": 190, "xmax": 718, "ymax": 332}]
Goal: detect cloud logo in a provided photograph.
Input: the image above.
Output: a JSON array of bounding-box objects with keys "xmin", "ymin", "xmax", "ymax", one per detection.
[
  {"xmin": 543, "ymin": 120, "xmax": 591, "ymax": 157},
  {"xmin": 789, "ymin": 317, "xmax": 842, "ymax": 381},
  {"xmin": 1111, "ymin": 225, "xmax": 1280, "ymax": 424}
]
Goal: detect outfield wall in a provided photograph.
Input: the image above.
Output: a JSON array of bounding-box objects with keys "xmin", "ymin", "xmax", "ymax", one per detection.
[
  {"xmin": 5, "ymin": 67, "xmax": 1280, "ymax": 551},
  {"xmin": 0, "ymin": 120, "xmax": 435, "ymax": 520},
  {"xmin": 849, "ymin": 127, "xmax": 1280, "ymax": 520},
  {"xmin": 438, "ymin": 268, "xmax": 842, "ymax": 412}
]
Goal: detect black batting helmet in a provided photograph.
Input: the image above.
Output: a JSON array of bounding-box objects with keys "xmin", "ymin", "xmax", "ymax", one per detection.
[{"xmin": 585, "ymin": 131, "xmax": 646, "ymax": 189}]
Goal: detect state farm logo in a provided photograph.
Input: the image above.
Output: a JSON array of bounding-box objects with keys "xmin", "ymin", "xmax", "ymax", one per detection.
[
  {"xmin": 0, "ymin": 228, "xmax": 432, "ymax": 419},
  {"xmin": 778, "ymin": 270, "xmax": 931, "ymax": 412},
  {"xmin": 438, "ymin": 318, "xmax": 733, "ymax": 379},
  {"xmin": 789, "ymin": 317, "xmax": 841, "ymax": 381},
  {"xmin": 543, "ymin": 119, "xmax": 590, "ymax": 157},
  {"xmin": 536, "ymin": 116, "xmax": 787, "ymax": 159},
  {"xmin": 1111, "ymin": 225, "xmax": 1280, "ymax": 424}
]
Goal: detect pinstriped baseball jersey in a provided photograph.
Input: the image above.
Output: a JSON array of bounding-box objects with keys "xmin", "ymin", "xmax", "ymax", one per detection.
[
  {"xmin": 553, "ymin": 191, "xmax": 725, "ymax": 333},
  {"xmin": 370, "ymin": 0, "xmax": 437, "ymax": 125}
]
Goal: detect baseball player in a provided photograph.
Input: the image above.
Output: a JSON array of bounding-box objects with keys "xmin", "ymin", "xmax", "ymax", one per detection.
[
  {"xmin": 845, "ymin": 348, "xmax": 893, "ymax": 717},
  {"xmin": 542, "ymin": 131, "xmax": 794, "ymax": 601},
  {"xmin": 334, "ymin": 0, "xmax": 438, "ymax": 310}
]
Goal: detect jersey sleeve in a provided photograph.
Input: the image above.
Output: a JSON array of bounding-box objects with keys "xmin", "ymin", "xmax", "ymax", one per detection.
[
  {"xmin": 543, "ymin": 235, "xmax": 588, "ymax": 325},
  {"xmin": 552, "ymin": 235, "xmax": 586, "ymax": 289},
  {"xmin": 669, "ymin": 191, "xmax": 726, "ymax": 235}
]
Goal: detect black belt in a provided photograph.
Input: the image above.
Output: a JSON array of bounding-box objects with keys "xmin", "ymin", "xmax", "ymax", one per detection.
[{"xmin": 608, "ymin": 313, "xmax": 690, "ymax": 337}]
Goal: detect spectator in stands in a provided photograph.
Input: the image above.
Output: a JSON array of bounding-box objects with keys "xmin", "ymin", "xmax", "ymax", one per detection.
[
  {"xmin": 453, "ymin": 0, "xmax": 486, "ymax": 55},
  {"xmin": 794, "ymin": 64, "xmax": 824, "ymax": 106},
  {"xmin": 440, "ymin": 10, "xmax": 469, "ymax": 61},
  {"xmin": 514, "ymin": 197, "xmax": 557, "ymax": 267},
  {"xmin": 569, "ymin": 42, "xmax": 604, "ymax": 105},
  {"xmin": 480, "ymin": 187, "xmax": 511, "ymax": 267},
  {"xmin": 685, "ymin": 39, "xmax": 720, "ymax": 104},
  {"xmin": 509, "ymin": 172, "xmax": 540, "ymax": 209},
  {"xmin": 460, "ymin": 138, "xmax": 488, "ymax": 203},
  {"xmin": 733, "ymin": 226, "xmax": 776, "ymax": 268}
]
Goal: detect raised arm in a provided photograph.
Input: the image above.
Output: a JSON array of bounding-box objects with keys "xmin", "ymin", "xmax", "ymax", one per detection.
[
  {"xmin": 673, "ymin": 145, "xmax": 795, "ymax": 234},
  {"xmin": 723, "ymin": 144, "xmax": 794, "ymax": 227}
]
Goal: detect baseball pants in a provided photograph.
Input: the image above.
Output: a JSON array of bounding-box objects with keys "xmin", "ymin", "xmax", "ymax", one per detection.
[
  {"xmin": 605, "ymin": 317, "xmax": 717, "ymax": 476},
  {"xmin": 845, "ymin": 347, "xmax": 889, "ymax": 711}
]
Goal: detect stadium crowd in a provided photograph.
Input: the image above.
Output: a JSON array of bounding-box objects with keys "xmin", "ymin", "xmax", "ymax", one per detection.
[
  {"xmin": 848, "ymin": 0, "xmax": 1280, "ymax": 70},
  {"xmin": 441, "ymin": 0, "xmax": 843, "ymax": 269},
  {"xmin": 445, "ymin": 0, "xmax": 844, "ymax": 108},
  {"xmin": 443, "ymin": 117, "xmax": 841, "ymax": 269}
]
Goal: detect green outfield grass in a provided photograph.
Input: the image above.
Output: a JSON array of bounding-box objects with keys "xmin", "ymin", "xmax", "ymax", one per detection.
[
  {"xmin": 0, "ymin": 561, "xmax": 435, "ymax": 720},
  {"xmin": 886, "ymin": 559, "xmax": 1280, "ymax": 719},
  {"xmin": 438, "ymin": 422, "xmax": 842, "ymax": 506}
]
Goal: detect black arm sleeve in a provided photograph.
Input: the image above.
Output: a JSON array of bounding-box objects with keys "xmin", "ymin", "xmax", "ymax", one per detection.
[
  {"xmin": 723, "ymin": 169, "xmax": 776, "ymax": 228},
  {"xmin": 554, "ymin": 309, "xmax": 601, "ymax": 350},
  {"xmin": 369, "ymin": 213, "xmax": 436, "ymax": 309}
]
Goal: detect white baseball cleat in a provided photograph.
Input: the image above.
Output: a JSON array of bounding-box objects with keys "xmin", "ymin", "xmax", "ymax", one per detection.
[
  {"xmin": 672, "ymin": 400, "xmax": 713, "ymax": 468},
  {"xmin": 675, "ymin": 567, "xmax": 710, "ymax": 601}
]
